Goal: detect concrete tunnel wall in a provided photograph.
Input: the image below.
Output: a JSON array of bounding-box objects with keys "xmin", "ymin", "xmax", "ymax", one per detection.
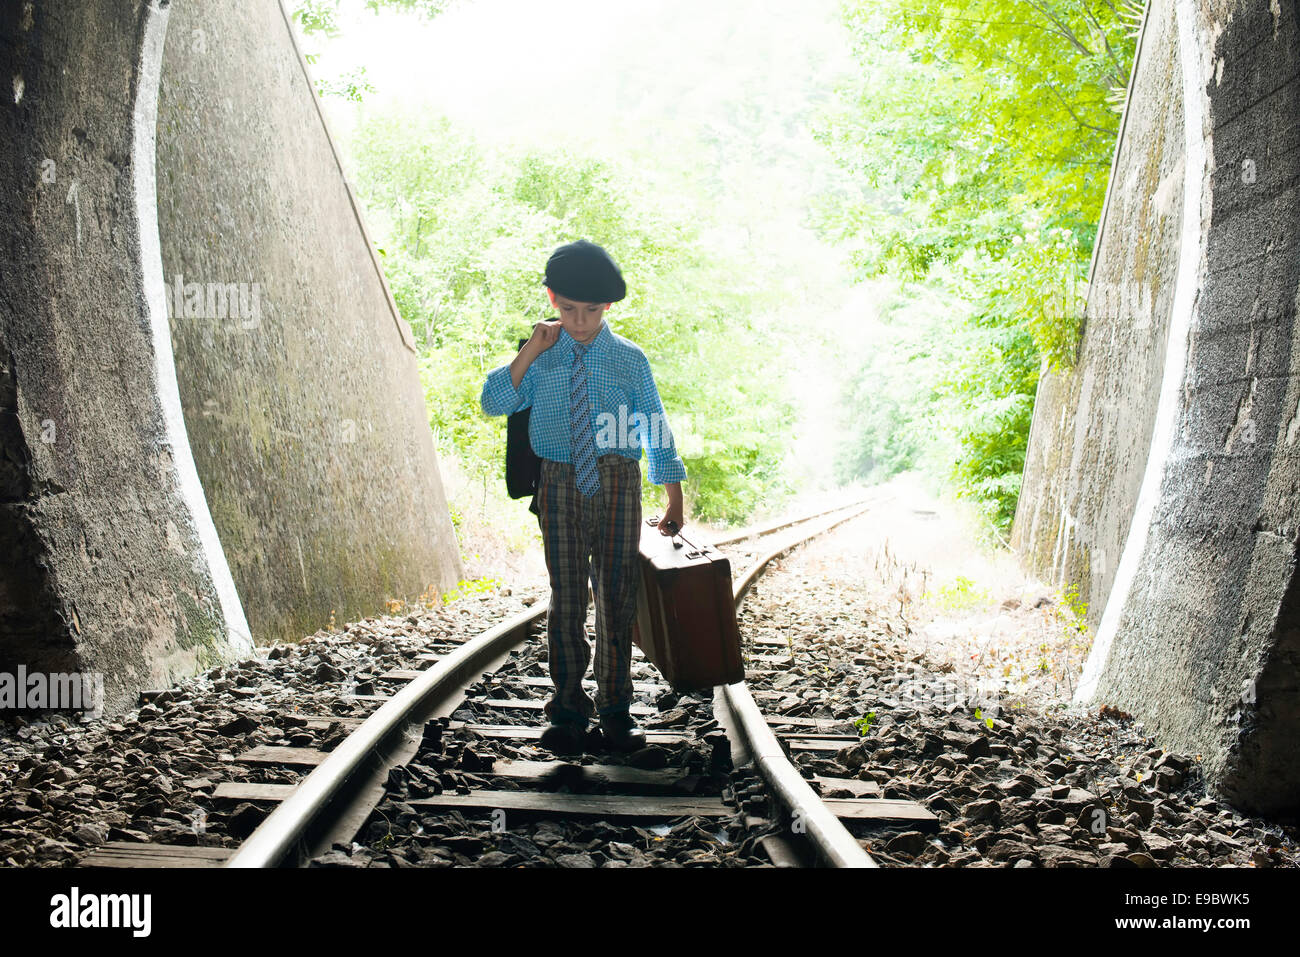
[
  {"xmin": 0, "ymin": 0, "xmax": 462, "ymax": 714},
  {"xmin": 1014, "ymin": 0, "xmax": 1300, "ymax": 813},
  {"xmin": 155, "ymin": 0, "xmax": 462, "ymax": 644}
]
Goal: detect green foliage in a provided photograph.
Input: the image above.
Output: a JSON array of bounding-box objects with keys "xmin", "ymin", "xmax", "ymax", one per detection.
[
  {"xmin": 1055, "ymin": 581, "xmax": 1090, "ymax": 642},
  {"xmin": 291, "ymin": 0, "xmax": 342, "ymax": 37},
  {"xmin": 315, "ymin": 64, "xmax": 376, "ymax": 102},
  {"xmin": 292, "ymin": 0, "xmax": 460, "ymax": 36},
  {"xmin": 854, "ymin": 711, "xmax": 876, "ymax": 737},
  {"xmin": 346, "ymin": 107, "xmax": 793, "ymax": 524},
  {"xmin": 442, "ymin": 577, "xmax": 501, "ymax": 604},
  {"xmin": 832, "ymin": 282, "xmax": 950, "ymax": 486},
  {"xmin": 815, "ymin": 1, "xmax": 1137, "ymax": 535},
  {"xmin": 931, "ymin": 575, "xmax": 992, "ymax": 612}
]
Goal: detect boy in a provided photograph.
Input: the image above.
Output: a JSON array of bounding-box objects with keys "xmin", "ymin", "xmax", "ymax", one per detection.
[{"xmin": 480, "ymin": 240, "xmax": 687, "ymax": 754}]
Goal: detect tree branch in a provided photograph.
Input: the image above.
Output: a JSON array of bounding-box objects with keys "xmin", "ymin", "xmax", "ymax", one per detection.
[
  {"xmin": 1021, "ymin": 0, "xmax": 1095, "ymax": 56},
  {"xmin": 987, "ymin": 47, "xmax": 1118, "ymax": 138}
]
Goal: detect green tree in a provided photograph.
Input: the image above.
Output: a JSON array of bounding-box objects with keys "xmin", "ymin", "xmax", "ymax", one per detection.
[
  {"xmin": 816, "ymin": 0, "xmax": 1140, "ymax": 533},
  {"xmin": 291, "ymin": 0, "xmax": 462, "ymax": 36},
  {"xmin": 346, "ymin": 107, "xmax": 794, "ymax": 523}
]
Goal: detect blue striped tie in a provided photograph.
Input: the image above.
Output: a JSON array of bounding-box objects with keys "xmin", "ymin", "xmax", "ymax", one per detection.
[{"xmin": 570, "ymin": 341, "xmax": 601, "ymax": 498}]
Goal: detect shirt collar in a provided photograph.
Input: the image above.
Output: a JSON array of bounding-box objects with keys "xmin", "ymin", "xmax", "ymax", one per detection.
[{"xmin": 559, "ymin": 320, "xmax": 611, "ymax": 357}]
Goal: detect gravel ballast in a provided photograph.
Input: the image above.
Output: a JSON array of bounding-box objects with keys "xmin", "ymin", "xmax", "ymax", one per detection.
[{"xmin": 2, "ymin": 479, "xmax": 1296, "ymax": 868}]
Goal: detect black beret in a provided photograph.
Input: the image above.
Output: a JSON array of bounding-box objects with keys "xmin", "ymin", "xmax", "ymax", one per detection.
[{"xmin": 543, "ymin": 239, "xmax": 627, "ymax": 303}]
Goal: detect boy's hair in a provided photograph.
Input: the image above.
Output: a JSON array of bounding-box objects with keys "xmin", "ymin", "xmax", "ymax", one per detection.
[{"xmin": 544, "ymin": 240, "xmax": 626, "ymax": 303}]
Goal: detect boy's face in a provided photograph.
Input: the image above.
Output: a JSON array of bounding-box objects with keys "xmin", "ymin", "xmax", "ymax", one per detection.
[{"xmin": 547, "ymin": 288, "xmax": 610, "ymax": 344}]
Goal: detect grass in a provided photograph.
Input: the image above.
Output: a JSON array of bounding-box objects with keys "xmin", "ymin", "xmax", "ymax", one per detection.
[{"xmin": 927, "ymin": 574, "xmax": 992, "ymax": 612}]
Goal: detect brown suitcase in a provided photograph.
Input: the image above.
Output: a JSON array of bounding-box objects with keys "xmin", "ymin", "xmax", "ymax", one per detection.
[{"xmin": 631, "ymin": 517, "xmax": 744, "ymax": 691}]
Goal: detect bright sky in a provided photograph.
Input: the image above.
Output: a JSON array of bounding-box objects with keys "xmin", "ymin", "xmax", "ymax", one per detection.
[{"xmin": 314, "ymin": 0, "xmax": 855, "ymax": 145}]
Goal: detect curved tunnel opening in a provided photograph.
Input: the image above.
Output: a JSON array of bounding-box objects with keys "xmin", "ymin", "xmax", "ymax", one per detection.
[{"xmin": 2, "ymin": 0, "xmax": 1299, "ymax": 815}]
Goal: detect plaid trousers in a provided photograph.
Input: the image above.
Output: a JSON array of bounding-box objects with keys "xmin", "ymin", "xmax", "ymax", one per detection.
[{"xmin": 537, "ymin": 453, "xmax": 642, "ymax": 726}]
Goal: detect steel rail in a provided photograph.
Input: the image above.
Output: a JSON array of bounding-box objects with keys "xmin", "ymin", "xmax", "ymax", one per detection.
[
  {"xmin": 226, "ymin": 493, "xmax": 888, "ymax": 868},
  {"xmin": 226, "ymin": 602, "xmax": 544, "ymax": 867},
  {"xmin": 723, "ymin": 498, "xmax": 887, "ymax": 867},
  {"xmin": 709, "ymin": 491, "xmax": 885, "ymax": 547}
]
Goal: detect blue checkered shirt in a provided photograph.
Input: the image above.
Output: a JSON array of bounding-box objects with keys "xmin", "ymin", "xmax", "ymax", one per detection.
[{"xmin": 481, "ymin": 322, "xmax": 688, "ymax": 486}]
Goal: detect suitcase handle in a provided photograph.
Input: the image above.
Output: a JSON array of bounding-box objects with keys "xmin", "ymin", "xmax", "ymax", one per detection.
[{"xmin": 648, "ymin": 515, "xmax": 704, "ymax": 558}]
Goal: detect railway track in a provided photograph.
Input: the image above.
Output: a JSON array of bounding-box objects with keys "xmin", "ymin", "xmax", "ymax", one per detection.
[{"xmin": 83, "ymin": 491, "xmax": 938, "ymax": 869}]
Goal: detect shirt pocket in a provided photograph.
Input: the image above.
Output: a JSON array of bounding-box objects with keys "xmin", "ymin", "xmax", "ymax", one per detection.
[
  {"xmin": 536, "ymin": 363, "xmax": 569, "ymax": 408},
  {"xmin": 599, "ymin": 382, "xmax": 640, "ymax": 451}
]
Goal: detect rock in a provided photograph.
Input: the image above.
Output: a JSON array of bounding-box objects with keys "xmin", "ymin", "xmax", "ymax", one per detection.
[
  {"xmin": 998, "ymin": 776, "xmax": 1036, "ymax": 798},
  {"xmin": 1037, "ymin": 807, "xmax": 1067, "ymax": 826},
  {"xmin": 649, "ymin": 708, "xmax": 690, "ymax": 729},
  {"xmin": 1128, "ymin": 799, "xmax": 1155, "ymax": 826},
  {"xmin": 313, "ymin": 849, "xmax": 363, "ymax": 868},
  {"xmin": 988, "ymin": 839, "xmax": 1031, "ymax": 862},
  {"xmin": 555, "ymin": 852, "xmax": 596, "ymax": 868},
  {"xmin": 227, "ymin": 803, "xmax": 265, "ymax": 839},
  {"xmin": 835, "ymin": 744, "xmax": 867, "ymax": 770},
  {"xmin": 1031, "ymin": 787, "xmax": 1097, "ymax": 814},
  {"xmin": 926, "ymin": 794, "xmax": 958, "ymax": 816},
  {"xmin": 884, "ymin": 831, "xmax": 928, "ymax": 856},
  {"xmin": 439, "ymin": 835, "xmax": 485, "ymax": 855},
  {"xmin": 1152, "ymin": 768, "xmax": 1183, "ymax": 793},
  {"xmin": 150, "ymin": 824, "xmax": 198, "ymax": 846},
  {"xmin": 1153, "ymin": 752, "xmax": 1192, "ymax": 775},
  {"xmin": 998, "ymin": 800, "xmax": 1036, "ymax": 828},
  {"xmin": 218, "ymin": 715, "xmax": 258, "ymax": 737},
  {"xmin": 106, "ymin": 827, "xmax": 150, "ymax": 843},
  {"xmin": 1204, "ymin": 830, "xmax": 1242, "ymax": 851},
  {"xmin": 963, "ymin": 800, "xmax": 999, "ymax": 823},
  {"xmin": 314, "ymin": 662, "xmax": 342, "ymax": 682},
  {"xmin": 943, "ymin": 732, "xmax": 976, "ymax": 751},
  {"xmin": 606, "ymin": 842, "xmax": 639, "ymax": 861},
  {"xmin": 1125, "ymin": 852, "xmax": 1158, "ymax": 868},
  {"xmin": 1106, "ymin": 826, "xmax": 1144, "ymax": 850},
  {"xmin": 1076, "ymin": 803, "xmax": 1108, "ymax": 836},
  {"xmin": 72, "ymin": 824, "xmax": 108, "ymax": 845},
  {"xmin": 1038, "ymin": 845, "xmax": 1098, "ymax": 867}
]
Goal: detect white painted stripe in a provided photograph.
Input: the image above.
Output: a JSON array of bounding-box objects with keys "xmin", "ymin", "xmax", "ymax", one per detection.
[
  {"xmin": 133, "ymin": 1, "xmax": 253, "ymax": 654},
  {"xmin": 1077, "ymin": 0, "xmax": 1210, "ymax": 702}
]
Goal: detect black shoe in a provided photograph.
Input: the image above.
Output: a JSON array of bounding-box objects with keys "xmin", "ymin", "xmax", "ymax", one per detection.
[
  {"xmin": 539, "ymin": 720, "xmax": 587, "ymax": 756},
  {"xmin": 599, "ymin": 713, "xmax": 647, "ymax": 753}
]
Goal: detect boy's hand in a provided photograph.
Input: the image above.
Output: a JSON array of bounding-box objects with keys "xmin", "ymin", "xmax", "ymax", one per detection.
[
  {"xmin": 658, "ymin": 482, "xmax": 685, "ymax": 536},
  {"xmin": 524, "ymin": 319, "xmax": 562, "ymax": 356},
  {"xmin": 510, "ymin": 320, "xmax": 562, "ymax": 389},
  {"xmin": 658, "ymin": 506, "xmax": 685, "ymax": 536}
]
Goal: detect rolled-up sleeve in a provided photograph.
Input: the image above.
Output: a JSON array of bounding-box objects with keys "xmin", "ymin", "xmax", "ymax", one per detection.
[
  {"xmin": 481, "ymin": 362, "xmax": 533, "ymax": 416},
  {"xmin": 633, "ymin": 352, "xmax": 687, "ymax": 486}
]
